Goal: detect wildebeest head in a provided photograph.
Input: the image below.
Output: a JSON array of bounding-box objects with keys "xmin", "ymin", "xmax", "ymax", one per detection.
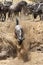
[
  {"xmin": 3, "ymin": 1, "xmax": 13, "ymax": 12},
  {"xmin": 0, "ymin": 2, "xmax": 3, "ymax": 10},
  {"xmin": 26, "ymin": 4, "xmax": 34, "ymax": 14},
  {"xmin": 4, "ymin": 0, "xmax": 13, "ymax": 7},
  {"xmin": 15, "ymin": 18, "xmax": 24, "ymax": 45}
]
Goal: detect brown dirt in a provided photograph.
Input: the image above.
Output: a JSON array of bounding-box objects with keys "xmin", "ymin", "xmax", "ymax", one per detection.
[{"xmin": 0, "ymin": 14, "xmax": 42, "ymax": 65}]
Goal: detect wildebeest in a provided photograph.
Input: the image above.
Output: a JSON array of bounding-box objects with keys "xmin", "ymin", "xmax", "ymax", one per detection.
[
  {"xmin": 15, "ymin": 18, "xmax": 24, "ymax": 45},
  {"xmin": 0, "ymin": 0, "xmax": 13, "ymax": 22},
  {"xmin": 0, "ymin": 1, "xmax": 27, "ymax": 21},
  {"xmin": 23, "ymin": 3, "xmax": 34, "ymax": 15},
  {"xmin": 3, "ymin": 0, "xmax": 13, "ymax": 12},
  {"xmin": 2, "ymin": 0, "xmax": 13, "ymax": 21},
  {"xmin": 25, "ymin": 2, "xmax": 39, "ymax": 14},
  {"xmin": 25, "ymin": 2, "xmax": 43, "ymax": 20},
  {"xmin": 8, "ymin": 1, "xmax": 27, "ymax": 19},
  {"xmin": 33, "ymin": 3, "xmax": 43, "ymax": 20},
  {"xmin": 0, "ymin": 2, "xmax": 5, "ymax": 22}
]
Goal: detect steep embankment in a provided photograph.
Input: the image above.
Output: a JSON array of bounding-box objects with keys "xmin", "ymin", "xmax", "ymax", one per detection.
[{"xmin": 0, "ymin": 18, "xmax": 43, "ymax": 57}]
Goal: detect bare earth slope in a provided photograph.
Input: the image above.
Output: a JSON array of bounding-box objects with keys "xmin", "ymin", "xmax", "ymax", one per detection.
[{"xmin": 0, "ymin": 16, "xmax": 43, "ymax": 65}]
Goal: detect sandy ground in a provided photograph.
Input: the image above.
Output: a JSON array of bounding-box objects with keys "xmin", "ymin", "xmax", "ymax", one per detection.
[
  {"xmin": 0, "ymin": 52, "xmax": 43, "ymax": 65},
  {"xmin": 0, "ymin": 14, "xmax": 42, "ymax": 65}
]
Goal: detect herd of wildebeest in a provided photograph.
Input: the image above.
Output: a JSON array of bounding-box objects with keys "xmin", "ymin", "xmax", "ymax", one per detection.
[{"xmin": 0, "ymin": 0, "xmax": 43, "ymax": 22}]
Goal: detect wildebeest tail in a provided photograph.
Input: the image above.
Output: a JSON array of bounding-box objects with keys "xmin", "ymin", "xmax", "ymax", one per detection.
[{"xmin": 16, "ymin": 18, "xmax": 19, "ymax": 25}]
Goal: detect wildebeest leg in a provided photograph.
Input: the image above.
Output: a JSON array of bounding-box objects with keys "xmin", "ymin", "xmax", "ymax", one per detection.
[
  {"xmin": 39, "ymin": 14, "xmax": 43, "ymax": 20},
  {"xmin": 32, "ymin": 14, "xmax": 37, "ymax": 21},
  {"xmin": 0, "ymin": 14, "xmax": 1, "ymax": 18},
  {"xmin": 19, "ymin": 12, "xmax": 21, "ymax": 19},
  {"xmin": 1, "ymin": 13, "xmax": 6, "ymax": 22},
  {"xmin": 4, "ymin": 13, "xmax": 6, "ymax": 21},
  {"xmin": 11, "ymin": 12, "xmax": 15, "ymax": 21},
  {"xmin": 8, "ymin": 12, "xmax": 11, "ymax": 20},
  {"xmin": 8, "ymin": 12, "xmax": 10, "ymax": 18},
  {"xmin": 39, "ymin": 14, "xmax": 41, "ymax": 20},
  {"xmin": 34, "ymin": 14, "xmax": 37, "ymax": 19},
  {"xmin": 41, "ymin": 14, "xmax": 43, "ymax": 20},
  {"xmin": 8, "ymin": 11, "xmax": 14, "ymax": 21},
  {"xmin": 8, "ymin": 10, "xmax": 12, "ymax": 20}
]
